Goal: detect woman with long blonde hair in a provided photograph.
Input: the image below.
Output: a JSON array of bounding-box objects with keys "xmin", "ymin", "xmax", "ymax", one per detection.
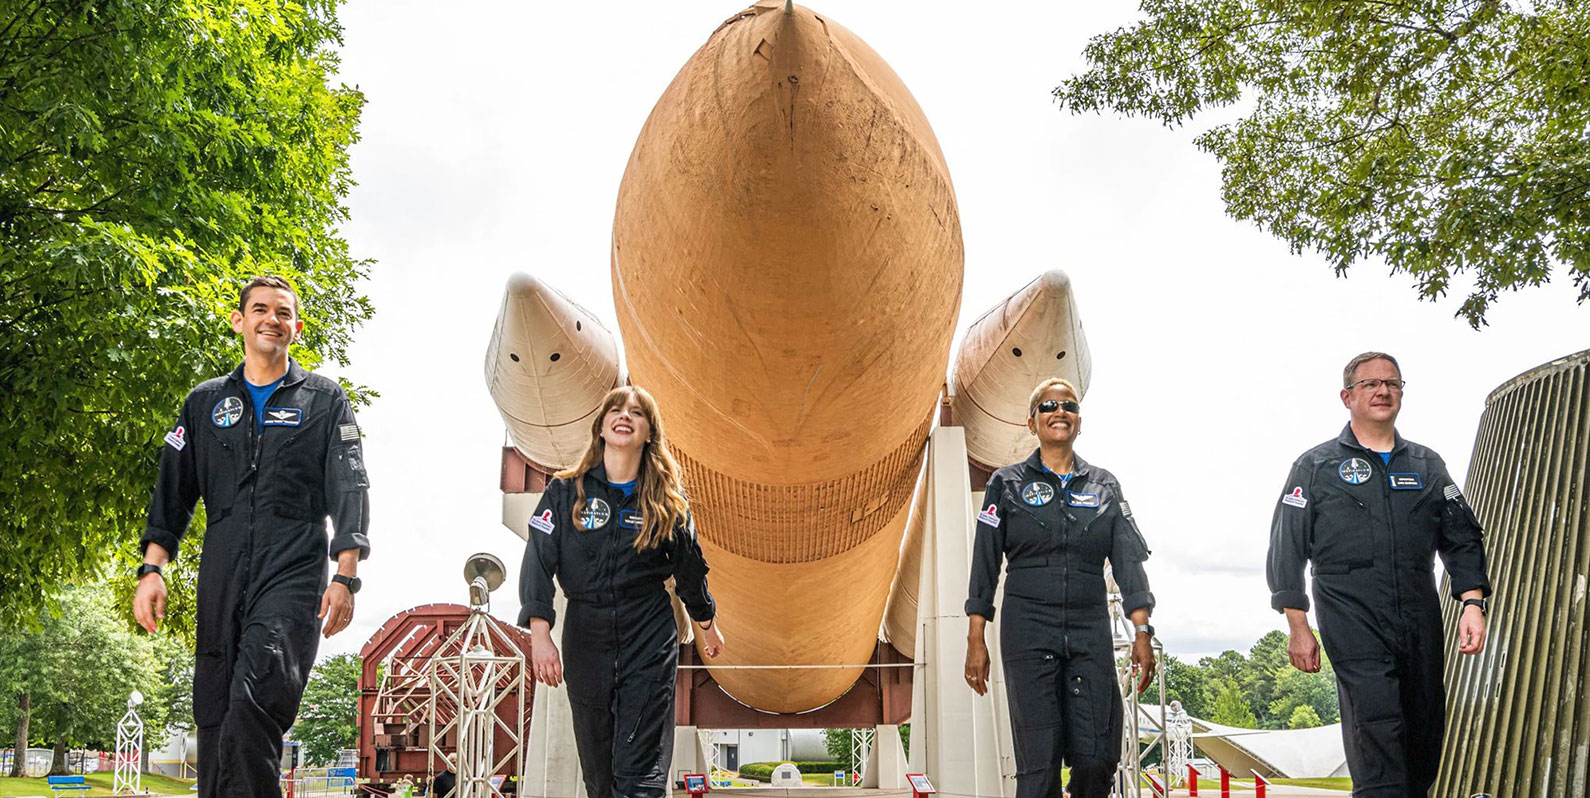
[{"xmin": 518, "ymin": 385, "xmax": 722, "ymax": 798}]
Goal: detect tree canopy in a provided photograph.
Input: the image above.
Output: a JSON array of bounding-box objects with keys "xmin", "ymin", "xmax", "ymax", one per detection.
[
  {"xmin": 293, "ymin": 653, "xmax": 360, "ymax": 766},
  {"xmin": 1160, "ymin": 630, "xmax": 1337, "ymax": 730},
  {"xmin": 1055, "ymin": 0, "xmax": 1589, "ymax": 327},
  {"xmin": 0, "ymin": 0, "xmax": 372, "ymax": 629},
  {"xmin": 0, "ymin": 584, "xmax": 177, "ymax": 773}
]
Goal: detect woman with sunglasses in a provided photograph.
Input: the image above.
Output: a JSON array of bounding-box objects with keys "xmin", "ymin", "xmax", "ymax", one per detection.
[
  {"xmin": 963, "ymin": 377, "xmax": 1156, "ymax": 798},
  {"xmin": 518, "ymin": 385, "xmax": 724, "ymax": 798}
]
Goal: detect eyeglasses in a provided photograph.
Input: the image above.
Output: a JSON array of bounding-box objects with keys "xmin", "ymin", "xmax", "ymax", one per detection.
[
  {"xmin": 1348, "ymin": 378, "xmax": 1406, "ymax": 392},
  {"xmin": 1033, "ymin": 399, "xmax": 1080, "ymax": 416}
]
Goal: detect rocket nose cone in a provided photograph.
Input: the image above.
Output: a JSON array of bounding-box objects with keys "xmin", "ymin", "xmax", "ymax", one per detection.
[
  {"xmin": 1015, "ymin": 269, "xmax": 1072, "ymax": 312},
  {"xmin": 505, "ymin": 271, "xmax": 543, "ymax": 302}
]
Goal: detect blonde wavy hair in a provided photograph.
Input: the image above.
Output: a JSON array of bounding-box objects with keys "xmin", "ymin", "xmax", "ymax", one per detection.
[{"xmin": 556, "ymin": 386, "xmax": 690, "ymax": 550}]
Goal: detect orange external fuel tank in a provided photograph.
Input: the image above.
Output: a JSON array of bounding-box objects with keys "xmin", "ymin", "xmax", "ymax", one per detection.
[{"xmin": 611, "ymin": 1, "xmax": 963, "ymax": 712}]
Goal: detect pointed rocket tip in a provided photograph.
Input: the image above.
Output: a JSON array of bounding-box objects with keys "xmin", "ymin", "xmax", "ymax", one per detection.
[
  {"xmin": 506, "ymin": 271, "xmax": 542, "ymax": 296},
  {"xmin": 1034, "ymin": 269, "xmax": 1071, "ymax": 292}
]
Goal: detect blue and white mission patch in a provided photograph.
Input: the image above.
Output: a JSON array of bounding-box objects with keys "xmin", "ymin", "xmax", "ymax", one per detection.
[
  {"xmin": 212, "ymin": 396, "xmax": 243, "ymax": 428},
  {"xmin": 1338, "ymin": 458, "xmax": 1373, "ymax": 485},
  {"xmin": 1021, "ymin": 481, "xmax": 1055, "ymax": 506}
]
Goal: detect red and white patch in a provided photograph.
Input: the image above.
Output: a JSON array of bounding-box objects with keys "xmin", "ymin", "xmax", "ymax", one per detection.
[
  {"xmin": 529, "ymin": 509, "xmax": 556, "ymax": 535},
  {"xmin": 976, "ymin": 503, "xmax": 1000, "ymax": 527},
  {"xmin": 163, "ymin": 425, "xmax": 186, "ymax": 452},
  {"xmin": 1281, "ymin": 487, "xmax": 1308, "ymax": 509}
]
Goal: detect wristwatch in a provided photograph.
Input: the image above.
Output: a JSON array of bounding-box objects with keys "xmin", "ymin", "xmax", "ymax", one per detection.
[
  {"xmin": 1461, "ymin": 597, "xmax": 1487, "ymax": 616},
  {"xmin": 136, "ymin": 563, "xmax": 163, "ymax": 580},
  {"xmin": 1134, "ymin": 623, "xmax": 1156, "ymax": 638},
  {"xmin": 331, "ymin": 574, "xmax": 362, "ymax": 594}
]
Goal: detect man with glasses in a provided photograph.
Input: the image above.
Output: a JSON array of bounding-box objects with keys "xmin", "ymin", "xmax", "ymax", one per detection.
[{"xmin": 1267, "ymin": 352, "xmax": 1490, "ymax": 796}]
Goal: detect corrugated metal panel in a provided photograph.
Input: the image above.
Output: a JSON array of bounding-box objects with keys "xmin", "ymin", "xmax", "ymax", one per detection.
[{"xmin": 1437, "ymin": 348, "xmax": 1590, "ymax": 797}]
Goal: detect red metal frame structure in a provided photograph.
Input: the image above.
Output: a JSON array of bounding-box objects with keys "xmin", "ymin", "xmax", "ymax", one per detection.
[
  {"xmin": 675, "ymin": 640, "xmax": 912, "ymax": 729},
  {"xmin": 356, "ymin": 604, "xmax": 535, "ymax": 794}
]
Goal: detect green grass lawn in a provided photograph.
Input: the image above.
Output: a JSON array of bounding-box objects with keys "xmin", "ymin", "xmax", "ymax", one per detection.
[
  {"xmin": 1225, "ymin": 776, "xmax": 1354, "ymax": 791},
  {"xmin": 0, "ymin": 772, "xmax": 196, "ymax": 796}
]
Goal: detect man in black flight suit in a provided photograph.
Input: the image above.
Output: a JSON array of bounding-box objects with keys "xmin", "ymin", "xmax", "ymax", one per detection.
[
  {"xmin": 1267, "ymin": 351, "xmax": 1489, "ymax": 797},
  {"xmin": 133, "ymin": 275, "xmax": 371, "ymax": 798}
]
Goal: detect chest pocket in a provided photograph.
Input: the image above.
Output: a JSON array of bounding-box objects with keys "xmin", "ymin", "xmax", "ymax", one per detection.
[
  {"xmin": 1310, "ymin": 480, "xmax": 1375, "ymax": 572},
  {"xmin": 1002, "ymin": 493, "xmax": 1054, "ymax": 557},
  {"xmin": 199, "ymin": 424, "xmax": 242, "ymax": 521}
]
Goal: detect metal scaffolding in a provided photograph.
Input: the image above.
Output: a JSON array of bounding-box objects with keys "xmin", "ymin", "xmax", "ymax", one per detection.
[
  {"xmin": 113, "ymin": 691, "xmax": 144, "ymax": 795},
  {"xmin": 1435, "ymin": 347, "xmax": 1590, "ymax": 796},
  {"xmin": 426, "ymin": 554, "xmax": 526, "ymax": 798}
]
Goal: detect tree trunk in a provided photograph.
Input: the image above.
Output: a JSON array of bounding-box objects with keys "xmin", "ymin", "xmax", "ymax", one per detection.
[
  {"xmin": 49, "ymin": 736, "xmax": 67, "ymax": 776},
  {"xmin": 8, "ymin": 691, "xmax": 27, "ymax": 777}
]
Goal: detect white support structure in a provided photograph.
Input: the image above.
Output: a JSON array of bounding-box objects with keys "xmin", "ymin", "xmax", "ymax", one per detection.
[
  {"xmin": 1165, "ymin": 702, "xmax": 1195, "ymax": 787},
  {"xmin": 863, "ymin": 724, "xmax": 908, "ymax": 788},
  {"xmin": 427, "ymin": 559, "xmax": 528, "ymax": 798},
  {"xmin": 908, "ymin": 426, "xmax": 1014, "ymax": 796},
  {"xmin": 850, "ymin": 727, "xmax": 874, "ymax": 785},
  {"xmin": 522, "ymin": 591, "xmax": 585, "ymax": 798},
  {"xmin": 113, "ymin": 694, "xmax": 144, "ymax": 796}
]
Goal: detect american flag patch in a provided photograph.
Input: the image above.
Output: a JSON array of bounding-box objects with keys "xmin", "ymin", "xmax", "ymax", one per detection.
[
  {"xmin": 339, "ymin": 423, "xmax": 360, "ymax": 442},
  {"xmin": 1444, "ymin": 484, "xmax": 1462, "ymax": 501}
]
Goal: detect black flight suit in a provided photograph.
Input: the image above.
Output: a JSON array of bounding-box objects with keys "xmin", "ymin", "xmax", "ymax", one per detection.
[
  {"xmin": 143, "ymin": 360, "xmax": 371, "ymax": 798},
  {"xmin": 966, "ymin": 450, "xmax": 1154, "ymax": 798},
  {"xmin": 517, "ymin": 466, "xmax": 715, "ymax": 798},
  {"xmin": 1267, "ymin": 425, "xmax": 1489, "ymax": 797}
]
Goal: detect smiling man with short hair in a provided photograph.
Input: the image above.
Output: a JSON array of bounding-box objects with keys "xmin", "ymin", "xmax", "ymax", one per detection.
[
  {"xmin": 133, "ymin": 275, "xmax": 371, "ymax": 797},
  {"xmin": 1267, "ymin": 352, "xmax": 1490, "ymax": 797}
]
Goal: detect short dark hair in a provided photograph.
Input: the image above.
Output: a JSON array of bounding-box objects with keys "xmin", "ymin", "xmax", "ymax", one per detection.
[
  {"xmin": 239, "ymin": 275, "xmax": 299, "ymax": 316},
  {"xmin": 1343, "ymin": 351, "xmax": 1400, "ymax": 388}
]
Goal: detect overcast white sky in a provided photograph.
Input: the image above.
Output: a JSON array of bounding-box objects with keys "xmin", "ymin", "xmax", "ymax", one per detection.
[{"xmin": 318, "ymin": 0, "xmax": 1586, "ymax": 669}]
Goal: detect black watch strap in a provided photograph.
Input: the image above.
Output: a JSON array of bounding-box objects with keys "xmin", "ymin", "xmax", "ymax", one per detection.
[
  {"xmin": 1461, "ymin": 597, "xmax": 1486, "ymax": 615},
  {"xmin": 136, "ymin": 563, "xmax": 163, "ymax": 579},
  {"xmin": 331, "ymin": 574, "xmax": 361, "ymax": 594}
]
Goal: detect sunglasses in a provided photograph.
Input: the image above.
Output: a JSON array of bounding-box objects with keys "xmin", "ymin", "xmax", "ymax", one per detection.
[{"xmin": 1034, "ymin": 399, "xmax": 1080, "ymax": 416}]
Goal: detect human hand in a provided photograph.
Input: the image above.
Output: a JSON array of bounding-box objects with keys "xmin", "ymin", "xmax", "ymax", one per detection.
[
  {"xmin": 530, "ymin": 622, "xmax": 563, "ymax": 687},
  {"xmin": 1458, "ymin": 605, "xmax": 1487, "ymax": 655},
  {"xmin": 964, "ymin": 636, "xmax": 991, "ymax": 696},
  {"xmin": 1288, "ymin": 627, "xmax": 1321, "ymax": 673},
  {"xmin": 698, "ymin": 620, "xmax": 725, "ymax": 659},
  {"xmin": 132, "ymin": 572, "xmax": 167, "ymax": 634},
  {"xmin": 318, "ymin": 582, "xmax": 355, "ymax": 638},
  {"xmin": 1132, "ymin": 634, "xmax": 1156, "ymax": 693}
]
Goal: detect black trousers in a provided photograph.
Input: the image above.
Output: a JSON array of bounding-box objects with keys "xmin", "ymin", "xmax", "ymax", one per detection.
[
  {"xmin": 563, "ymin": 593, "xmax": 678, "ymax": 798},
  {"xmin": 1329, "ymin": 622, "xmax": 1445, "ymax": 797},
  {"xmin": 193, "ymin": 523, "xmax": 324, "ymax": 798},
  {"xmin": 1001, "ymin": 602, "xmax": 1121, "ymax": 798}
]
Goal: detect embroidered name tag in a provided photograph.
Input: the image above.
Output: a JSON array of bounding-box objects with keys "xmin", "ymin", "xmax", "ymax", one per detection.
[
  {"xmin": 619, "ymin": 509, "xmax": 643, "ymax": 530},
  {"xmin": 1066, "ymin": 492, "xmax": 1100, "ymax": 508},
  {"xmin": 1389, "ymin": 473, "xmax": 1423, "ymax": 490},
  {"xmin": 262, "ymin": 407, "xmax": 302, "ymax": 426}
]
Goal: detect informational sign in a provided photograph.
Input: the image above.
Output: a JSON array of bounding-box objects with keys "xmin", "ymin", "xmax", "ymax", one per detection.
[
  {"xmin": 684, "ymin": 773, "xmax": 709, "ymax": 796},
  {"xmin": 907, "ymin": 773, "xmax": 936, "ymax": 796}
]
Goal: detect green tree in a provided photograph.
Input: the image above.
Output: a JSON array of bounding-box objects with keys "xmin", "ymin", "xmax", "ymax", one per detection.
[
  {"xmin": 1208, "ymin": 679, "xmax": 1258, "ymax": 728},
  {"xmin": 1054, "ymin": 0, "xmax": 1590, "ymax": 327},
  {"xmin": 1288, "ymin": 704, "xmax": 1323, "ymax": 729},
  {"xmin": 1269, "ymin": 654, "xmax": 1340, "ymax": 726},
  {"xmin": 293, "ymin": 653, "xmax": 361, "ymax": 766},
  {"xmin": 0, "ymin": 585, "xmax": 167, "ymax": 774},
  {"xmin": 0, "ymin": 0, "xmax": 373, "ymax": 631},
  {"xmin": 1160, "ymin": 654, "xmax": 1212, "ymax": 720},
  {"xmin": 1245, "ymin": 631, "xmax": 1289, "ymax": 727}
]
